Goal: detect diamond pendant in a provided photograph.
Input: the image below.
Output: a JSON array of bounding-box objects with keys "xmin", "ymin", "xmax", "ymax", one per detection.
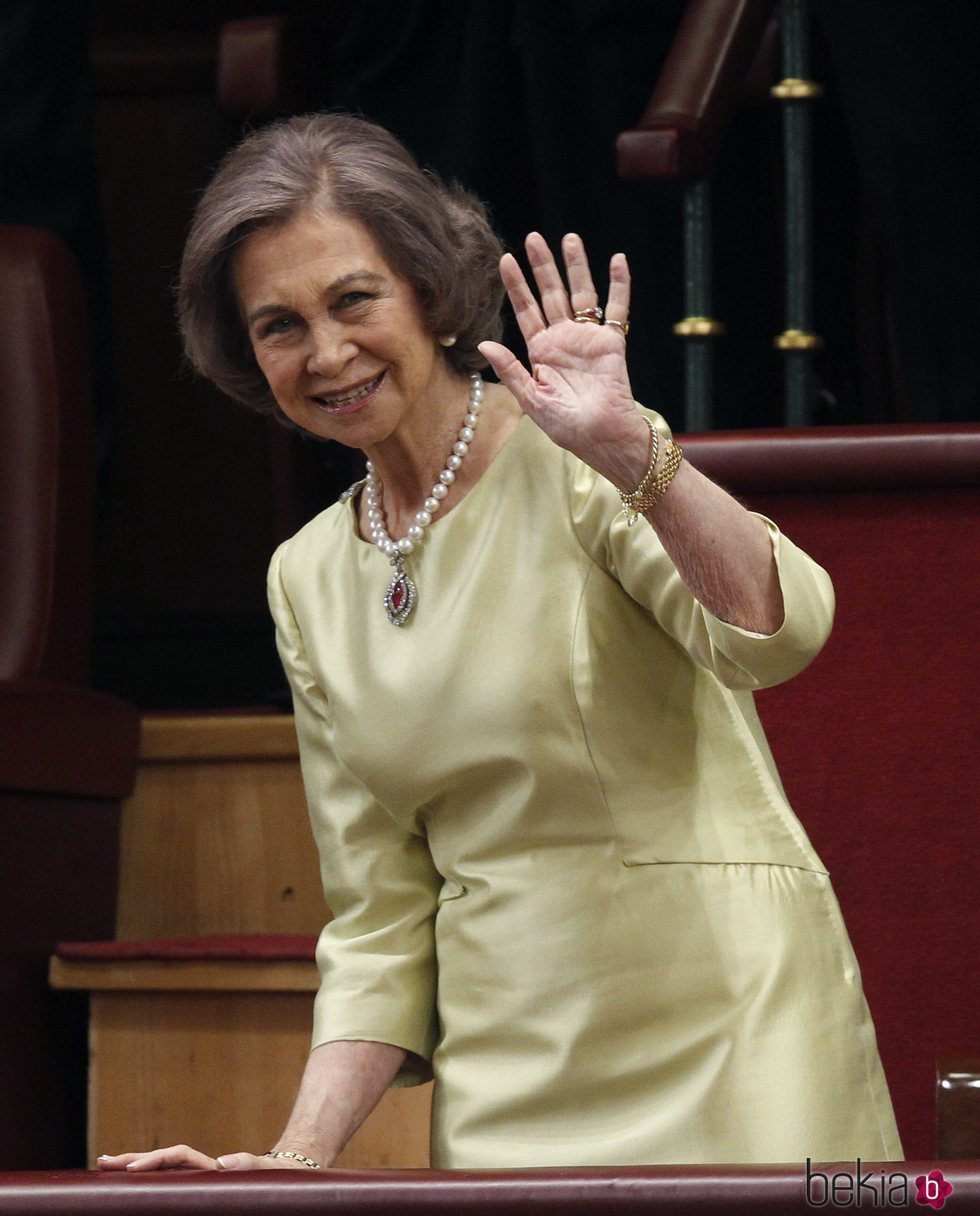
[{"xmin": 384, "ymin": 556, "xmax": 416, "ymax": 626}]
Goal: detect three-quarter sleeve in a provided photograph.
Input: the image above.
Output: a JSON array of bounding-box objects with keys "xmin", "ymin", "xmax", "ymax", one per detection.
[
  {"xmin": 567, "ymin": 413, "xmax": 835, "ymax": 691},
  {"xmin": 268, "ymin": 543, "xmax": 442, "ymax": 1086}
]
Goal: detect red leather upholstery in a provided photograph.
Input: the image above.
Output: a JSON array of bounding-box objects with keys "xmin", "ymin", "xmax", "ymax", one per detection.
[
  {"xmin": 0, "ymin": 227, "xmax": 140, "ymax": 802},
  {"xmin": 0, "ymin": 226, "xmax": 94, "ymax": 684},
  {"xmin": 679, "ymin": 424, "xmax": 980, "ymax": 1161},
  {"xmin": 679, "ymin": 424, "xmax": 980, "ymax": 490},
  {"xmin": 0, "ymin": 1163, "xmax": 977, "ymax": 1214},
  {"xmin": 0, "ymin": 678, "xmax": 138, "ymax": 799},
  {"xmin": 938, "ymin": 1058, "xmax": 980, "ymax": 1158},
  {"xmin": 0, "ymin": 227, "xmax": 140, "ymax": 1168},
  {"xmin": 217, "ymin": 11, "xmax": 346, "ymax": 121}
]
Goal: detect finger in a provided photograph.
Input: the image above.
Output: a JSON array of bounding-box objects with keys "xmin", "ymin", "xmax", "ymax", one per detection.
[
  {"xmin": 478, "ymin": 341, "xmax": 536, "ymax": 408},
  {"xmin": 562, "ymin": 233, "xmax": 600, "ymax": 314},
  {"xmin": 97, "ymin": 1152, "xmax": 169, "ymax": 1172},
  {"xmin": 97, "ymin": 1153, "xmax": 141, "ymax": 1171},
  {"xmin": 103, "ymin": 1145, "xmax": 218, "ymax": 1172},
  {"xmin": 604, "ymin": 252, "xmax": 631, "ymax": 327},
  {"xmin": 498, "ymin": 253, "xmax": 547, "ymax": 343},
  {"xmin": 524, "ymin": 232, "xmax": 573, "ymax": 326},
  {"xmin": 216, "ymin": 1152, "xmax": 264, "ymax": 1170},
  {"xmin": 133, "ymin": 1146, "xmax": 218, "ymax": 1171}
]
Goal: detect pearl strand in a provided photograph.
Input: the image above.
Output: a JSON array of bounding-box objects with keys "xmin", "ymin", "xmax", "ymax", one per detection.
[{"xmin": 365, "ymin": 374, "xmax": 484, "ymax": 560}]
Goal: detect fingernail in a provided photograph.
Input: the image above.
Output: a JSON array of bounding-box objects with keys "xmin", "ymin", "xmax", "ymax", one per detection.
[{"xmin": 216, "ymin": 1157, "xmax": 229, "ymax": 1170}]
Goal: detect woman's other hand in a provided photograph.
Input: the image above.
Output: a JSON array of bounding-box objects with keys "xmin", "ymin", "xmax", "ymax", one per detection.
[
  {"xmin": 478, "ymin": 232, "xmax": 649, "ymax": 492},
  {"xmin": 96, "ymin": 1146, "xmax": 312, "ymax": 1171}
]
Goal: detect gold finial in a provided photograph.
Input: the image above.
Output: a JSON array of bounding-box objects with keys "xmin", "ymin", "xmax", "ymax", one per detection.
[
  {"xmin": 771, "ymin": 78, "xmax": 824, "ymax": 100},
  {"xmin": 673, "ymin": 316, "xmax": 725, "ymax": 338},
  {"xmin": 774, "ymin": 329, "xmax": 824, "ymax": 350}
]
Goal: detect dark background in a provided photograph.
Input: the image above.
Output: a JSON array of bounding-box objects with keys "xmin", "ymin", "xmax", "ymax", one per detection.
[{"xmin": 3, "ymin": 0, "xmax": 978, "ymax": 709}]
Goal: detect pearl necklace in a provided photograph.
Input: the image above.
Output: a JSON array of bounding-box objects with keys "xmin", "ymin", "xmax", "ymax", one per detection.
[{"xmin": 365, "ymin": 374, "xmax": 484, "ymax": 625}]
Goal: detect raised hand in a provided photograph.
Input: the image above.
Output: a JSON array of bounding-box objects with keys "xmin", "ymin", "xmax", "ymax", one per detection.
[{"xmin": 478, "ymin": 232, "xmax": 648, "ymax": 489}]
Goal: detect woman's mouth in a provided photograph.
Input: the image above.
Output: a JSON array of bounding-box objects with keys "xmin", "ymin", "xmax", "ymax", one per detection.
[{"xmin": 311, "ymin": 370, "xmax": 386, "ymax": 414}]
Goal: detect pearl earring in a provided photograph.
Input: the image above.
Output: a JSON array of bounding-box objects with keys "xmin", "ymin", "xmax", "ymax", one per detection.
[{"xmin": 439, "ymin": 334, "xmax": 458, "ymax": 348}]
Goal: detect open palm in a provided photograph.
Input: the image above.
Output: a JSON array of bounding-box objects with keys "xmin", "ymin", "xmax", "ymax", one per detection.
[{"xmin": 479, "ymin": 232, "xmax": 645, "ymax": 472}]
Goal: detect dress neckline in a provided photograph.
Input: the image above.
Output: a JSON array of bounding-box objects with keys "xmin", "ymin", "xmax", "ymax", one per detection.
[{"xmin": 344, "ymin": 412, "xmax": 531, "ymax": 550}]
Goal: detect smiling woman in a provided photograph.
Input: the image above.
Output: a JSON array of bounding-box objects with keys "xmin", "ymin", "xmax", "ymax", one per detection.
[
  {"xmin": 232, "ymin": 211, "xmax": 460, "ymax": 454},
  {"xmin": 99, "ymin": 113, "xmax": 900, "ymax": 1175},
  {"xmin": 178, "ymin": 113, "xmax": 504, "ymax": 419}
]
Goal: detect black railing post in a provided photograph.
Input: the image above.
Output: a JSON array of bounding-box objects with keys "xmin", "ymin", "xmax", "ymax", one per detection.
[
  {"xmin": 772, "ymin": 0, "xmax": 823, "ymax": 425},
  {"xmin": 673, "ymin": 177, "xmax": 724, "ymax": 432}
]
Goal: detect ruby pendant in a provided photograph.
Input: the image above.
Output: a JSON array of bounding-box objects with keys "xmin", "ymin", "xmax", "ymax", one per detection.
[{"xmin": 384, "ymin": 559, "xmax": 416, "ymax": 626}]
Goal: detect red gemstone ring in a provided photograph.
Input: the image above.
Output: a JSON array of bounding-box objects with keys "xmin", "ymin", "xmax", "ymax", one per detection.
[{"xmin": 572, "ymin": 306, "xmax": 604, "ymax": 324}]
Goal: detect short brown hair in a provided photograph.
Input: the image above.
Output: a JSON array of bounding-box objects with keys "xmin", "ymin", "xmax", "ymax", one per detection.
[{"xmin": 178, "ymin": 112, "xmax": 505, "ymax": 414}]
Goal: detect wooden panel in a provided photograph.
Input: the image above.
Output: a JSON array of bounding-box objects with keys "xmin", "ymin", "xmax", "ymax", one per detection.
[
  {"xmin": 139, "ymin": 714, "xmax": 300, "ymax": 762},
  {"xmin": 116, "ymin": 717, "xmax": 325, "ymax": 938},
  {"xmin": 50, "ymin": 957, "xmax": 319, "ymax": 993},
  {"xmin": 88, "ymin": 991, "xmax": 431, "ymax": 1169}
]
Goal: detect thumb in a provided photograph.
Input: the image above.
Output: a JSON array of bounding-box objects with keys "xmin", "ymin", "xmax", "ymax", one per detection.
[{"xmin": 477, "ymin": 341, "xmax": 534, "ymax": 405}]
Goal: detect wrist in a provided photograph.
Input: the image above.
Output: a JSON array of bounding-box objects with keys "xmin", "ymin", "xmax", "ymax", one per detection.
[
  {"xmin": 264, "ymin": 1148, "xmax": 322, "ymax": 1169},
  {"xmin": 608, "ymin": 413, "xmax": 685, "ymax": 525},
  {"xmin": 597, "ymin": 411, "xmax": 658, "ymax": 494}
]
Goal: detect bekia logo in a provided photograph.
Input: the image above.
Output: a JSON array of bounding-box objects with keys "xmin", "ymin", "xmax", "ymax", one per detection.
[
  {"xmin": 805, "ymin": 1160, "xmax": 954, "ymax": 1209},
  {"xmin": 915, "ymin": 1170, "xmax": 954, "ymax": 1211}
]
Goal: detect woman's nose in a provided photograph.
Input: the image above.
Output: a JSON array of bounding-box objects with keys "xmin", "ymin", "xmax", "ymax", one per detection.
[{"xmin": 306, "ymin": 322, "xmax": 355, "ymax": 377}]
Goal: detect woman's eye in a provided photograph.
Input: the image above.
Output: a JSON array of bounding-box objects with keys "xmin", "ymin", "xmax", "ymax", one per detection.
[
  {"xmin": 260, "ymin": 316, "xmax": 295, "ymax": 338},
  {"xmin": 336, "ymin": 291, "xmax": 373, "ymax": 309}
]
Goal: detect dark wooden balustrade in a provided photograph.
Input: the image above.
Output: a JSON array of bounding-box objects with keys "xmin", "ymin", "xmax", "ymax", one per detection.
[{"xmin": 616, "ymin": 0, "xmax": 776, "ymax": 184}]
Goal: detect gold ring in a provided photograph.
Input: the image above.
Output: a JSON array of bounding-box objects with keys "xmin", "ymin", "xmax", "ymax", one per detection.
[
  {"xmin": 605, "ymin": 318, "xmax": 630, "ymax": 337},
  {"xmin": 573, "ymin": 306, "xmax": 604, "ymax": 324}
]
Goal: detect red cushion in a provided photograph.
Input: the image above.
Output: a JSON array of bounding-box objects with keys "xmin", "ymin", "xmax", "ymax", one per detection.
[
  {"xmin": 0, "ymin": 227, "xmax": 94, "ymax": 684},
  {"xmin": 0, "ymin": 678, "xmax": 140, "ymax": 798}
]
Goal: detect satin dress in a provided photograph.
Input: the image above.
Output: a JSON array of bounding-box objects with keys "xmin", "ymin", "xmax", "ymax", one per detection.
[{"xmin": 267, "ymin": 412, "xmax": 902, "ymax": 1168}]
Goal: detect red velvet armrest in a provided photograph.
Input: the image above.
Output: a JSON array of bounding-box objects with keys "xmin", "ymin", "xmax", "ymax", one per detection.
[
  {"xmin": 0, "ymin": 679, "xmax": 140, "ymax": 799},
  {"xmin": 0, "ymin": 1164, "xmax": 978, "ymax": 1215},
  {"xmin": 678, "ymin": 424, "xmax": 980, "ymax": 492}
]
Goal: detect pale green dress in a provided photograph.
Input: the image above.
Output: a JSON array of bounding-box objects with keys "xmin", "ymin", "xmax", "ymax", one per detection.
[{"xmin": 267, "ymin": 411, "xmax": 902, "ymax": 1168}]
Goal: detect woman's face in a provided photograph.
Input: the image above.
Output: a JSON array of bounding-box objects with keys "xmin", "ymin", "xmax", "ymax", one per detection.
[{"xmin": 233, "ymin": 208, "xmax": 450, "ymax": 447}]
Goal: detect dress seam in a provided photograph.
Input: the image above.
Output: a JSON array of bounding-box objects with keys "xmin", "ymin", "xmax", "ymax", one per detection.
[
  {"xmin": 568, "ymin": 558, "xmax": 624, "ymax": 860},
  {"xmin": 619, "ymin": 858, "xmax": 830, "ymax": 876}
]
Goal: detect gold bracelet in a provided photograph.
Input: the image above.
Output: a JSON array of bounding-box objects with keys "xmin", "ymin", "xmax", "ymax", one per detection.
[
  {"xmin": 618, "ymin": 418, "xmax": 660, "ymax": 525},
  {"xmin": 263, "ymin": 1149, "xmax": 321, "ymax": 1169},
  {"xmin": 621, "ymin": 440, "xmax": 684, "ymax": 524}
]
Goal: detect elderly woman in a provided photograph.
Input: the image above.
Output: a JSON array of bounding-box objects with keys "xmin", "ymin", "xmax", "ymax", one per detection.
[{"xmin": 100, "ymin": 113, "xmax": 900, "ymax": 1173}]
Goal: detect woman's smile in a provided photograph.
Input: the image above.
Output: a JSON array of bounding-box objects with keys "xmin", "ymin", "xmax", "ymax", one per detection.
[{"xmin": 310, "ymin": 370, "xmax": 387, "ymax": 414}]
